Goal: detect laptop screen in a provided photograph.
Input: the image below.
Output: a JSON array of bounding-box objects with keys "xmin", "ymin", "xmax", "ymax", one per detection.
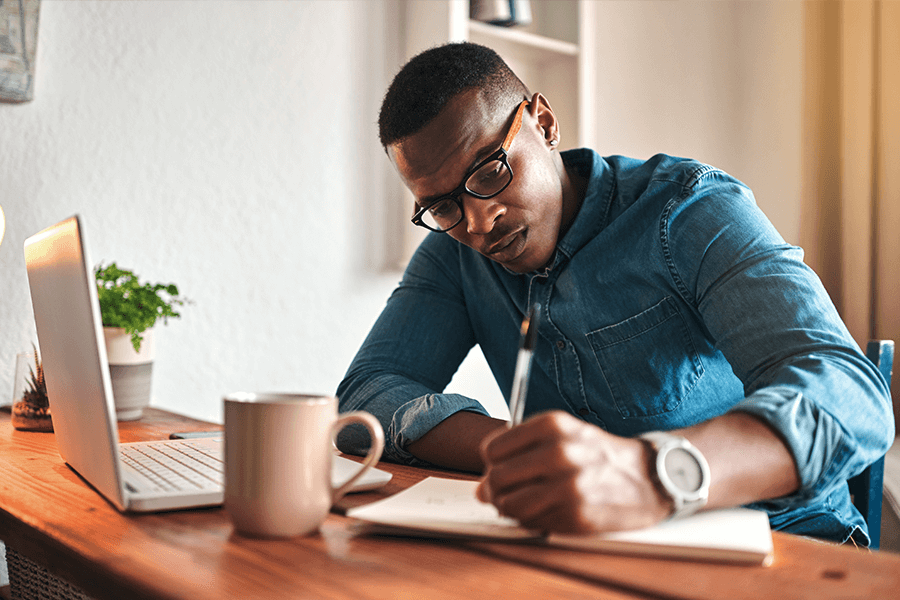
[{"xmin": 24, "ymin": 215, "xmax": 128, "ymax": 510}]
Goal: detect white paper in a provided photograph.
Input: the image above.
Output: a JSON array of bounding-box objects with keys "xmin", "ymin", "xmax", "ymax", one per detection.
[{"xmin": 347, "ymin": 477, "xmax": 774, "ymax": 565}]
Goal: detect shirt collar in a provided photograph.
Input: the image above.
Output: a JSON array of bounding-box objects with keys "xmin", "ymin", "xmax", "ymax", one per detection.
[
  {"xmin": 501, "ymin": 148, "xmax": 613, "ymax": 277},
  {"xmin": 555, "ymin": 149, "xmax": 613, "ymax": 259}
]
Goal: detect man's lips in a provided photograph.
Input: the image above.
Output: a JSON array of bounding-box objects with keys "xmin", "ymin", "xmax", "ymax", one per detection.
[
  {"xmin": 485, "ymin": 230, "xmax": 518, "ymax": 254},
  {"xmin": 484, "ymin": 229, "xmax": 526, "ymax": 262}
]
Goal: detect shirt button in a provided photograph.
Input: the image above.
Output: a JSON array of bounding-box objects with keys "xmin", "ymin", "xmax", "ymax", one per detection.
[
  {"xmin": 556, "ymin": 340, "xmax": 566, "ymax": 350},
  {"xmin": 578, "ymin": 408, "xmax": 591, "ymax": 417}
]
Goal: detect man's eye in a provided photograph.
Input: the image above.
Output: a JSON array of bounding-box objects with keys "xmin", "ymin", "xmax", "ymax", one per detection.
[
  {"xmin": 429, "ymin": 199, "xmax": 455, "ymax": 216},
  {"xmin": 472, "ymin": 160, "xmax": 506, "ymax": 186}
]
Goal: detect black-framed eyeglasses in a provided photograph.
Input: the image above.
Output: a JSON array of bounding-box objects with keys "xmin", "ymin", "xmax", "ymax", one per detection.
[{"xmin": 411, "ymin": 100, "xmax": 529, "ymax": 233}]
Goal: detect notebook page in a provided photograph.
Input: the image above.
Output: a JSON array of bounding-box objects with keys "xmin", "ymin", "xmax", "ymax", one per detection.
[
  {"xmin": 347, "ymin": 477, "xmax": 774, "ymax": 565},
  {"xmin": 348, "ymin": 475, "xmax": 538, "ymax": 539}
]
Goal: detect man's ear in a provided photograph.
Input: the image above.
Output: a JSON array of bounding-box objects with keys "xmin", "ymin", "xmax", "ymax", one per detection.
[{"xmin": 530, "ymin": 92, "xmax": 561, "ymax": 149}]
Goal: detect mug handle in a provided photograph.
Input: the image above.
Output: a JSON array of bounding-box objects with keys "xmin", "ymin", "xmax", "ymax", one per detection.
[{"xmin": 331, "ymin": 411, "xmax": 385, "ymax": 502}]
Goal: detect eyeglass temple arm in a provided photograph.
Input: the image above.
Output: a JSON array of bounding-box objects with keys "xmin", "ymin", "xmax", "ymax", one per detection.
[{"xmin": 501, "ymin": 101, "xmax": 529, "ymax": 152}]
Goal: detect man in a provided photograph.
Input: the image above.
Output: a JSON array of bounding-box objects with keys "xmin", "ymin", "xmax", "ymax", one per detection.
[{"xmin": 337, "ymin": 43, "xmax": 893, "ymax": 544}]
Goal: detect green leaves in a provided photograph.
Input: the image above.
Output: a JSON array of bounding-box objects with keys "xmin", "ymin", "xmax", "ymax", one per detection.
[
  {"xmin": 94, "ymin": 262, "xmax": 190, "ymax": 352},
  {"xmin": 25, "ymin": 342, "xmax": 48, "ymax": 409}
]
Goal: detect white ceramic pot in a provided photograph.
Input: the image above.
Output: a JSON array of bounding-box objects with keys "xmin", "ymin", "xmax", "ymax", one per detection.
[{"xmin": 103, "ymin": 327, "xmax": 155, "ymax": 420}]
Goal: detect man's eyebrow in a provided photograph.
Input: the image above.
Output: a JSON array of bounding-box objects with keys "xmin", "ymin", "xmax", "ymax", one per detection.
[{"xmin": 414, "ymin": 141, "xmax": 501, "ymax": 208}]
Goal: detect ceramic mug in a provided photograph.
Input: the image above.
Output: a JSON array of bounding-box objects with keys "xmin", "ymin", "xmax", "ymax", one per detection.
[{"xmin": 223, "ymin": 392, "xmax": 384, "ymax": 538}]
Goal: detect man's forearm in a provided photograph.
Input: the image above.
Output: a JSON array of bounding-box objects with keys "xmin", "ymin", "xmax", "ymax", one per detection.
[
  {"xmin": 407, "ymin": 411, "xmax": 509, "ymax": 473},
  {"xmin": 676, "ymin": 411, "xmax": 800, "ymax": 508}
]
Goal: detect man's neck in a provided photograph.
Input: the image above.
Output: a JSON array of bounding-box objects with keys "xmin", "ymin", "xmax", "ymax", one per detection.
[{"xmin": 558, "ymin": 157, "xmax": 588, "ymax": 240}]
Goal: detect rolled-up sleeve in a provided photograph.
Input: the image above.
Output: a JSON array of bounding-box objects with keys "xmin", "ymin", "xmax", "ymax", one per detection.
[
  {"xmin": 336, "ymin": 233, "xmax": 489, "ymax": 465},
  {"xmin": 664, "ymin": 170, "xmax": 894, "ymax": 506},
  {"xmin": 734, "ymin": 381, "xmax": 889, "ymax": 506}
]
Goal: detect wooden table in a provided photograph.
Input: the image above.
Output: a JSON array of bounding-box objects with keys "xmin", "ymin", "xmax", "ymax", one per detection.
[{"xmin": 1, "ymin": 408, "xmax": 898, "ymax": 600}]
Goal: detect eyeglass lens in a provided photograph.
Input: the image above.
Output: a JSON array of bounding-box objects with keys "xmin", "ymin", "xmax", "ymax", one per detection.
[{"xmin": 420, "ymin": 158, "xmax": 512, "ymax": 231}]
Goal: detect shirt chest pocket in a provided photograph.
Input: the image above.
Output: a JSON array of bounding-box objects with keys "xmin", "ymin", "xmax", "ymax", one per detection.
[{"xmin": 586, "ymin": 297, "xmax": 704, "ymax": 419}]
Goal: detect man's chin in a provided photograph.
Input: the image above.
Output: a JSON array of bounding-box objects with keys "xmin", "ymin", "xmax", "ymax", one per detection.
[
  {"xmin": 492, "ymin": 249, "xmax": 554, "ymax": 274},
  {"xmin": 482, "ymin": 231, "xmax": 531, "ymax": 271}
]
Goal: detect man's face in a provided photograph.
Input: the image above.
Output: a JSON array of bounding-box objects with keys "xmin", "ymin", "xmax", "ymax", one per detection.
[{"xmin": 388, "ymin": 90, "xmax": 564, "ymax": 274}]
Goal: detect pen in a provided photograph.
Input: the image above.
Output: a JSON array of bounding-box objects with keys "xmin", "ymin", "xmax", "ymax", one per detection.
[{"xmin": 509, "ymin": 303, "xmax": 540, "ymax": 427}]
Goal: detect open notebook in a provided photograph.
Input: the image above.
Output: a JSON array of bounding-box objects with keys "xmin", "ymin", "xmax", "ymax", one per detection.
[{"xmin": 347, "ymin": 477, "xmax": 774, "ymax": 566}]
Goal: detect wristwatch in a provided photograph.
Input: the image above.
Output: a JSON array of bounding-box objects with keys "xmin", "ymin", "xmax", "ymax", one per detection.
[{"xmin": 639, "ymin": 431, "xmax": 711, "ymax": 520}]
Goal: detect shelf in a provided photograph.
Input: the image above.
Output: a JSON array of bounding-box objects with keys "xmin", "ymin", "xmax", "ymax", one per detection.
[{"xmin": 468, "ymin": 20, "xmax": 579, "ymax": 61}]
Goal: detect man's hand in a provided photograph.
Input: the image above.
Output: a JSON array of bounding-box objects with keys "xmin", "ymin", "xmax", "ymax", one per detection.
[{"xmin": 476, "ymin": 411, "xmax": 672, "ymax": 534}]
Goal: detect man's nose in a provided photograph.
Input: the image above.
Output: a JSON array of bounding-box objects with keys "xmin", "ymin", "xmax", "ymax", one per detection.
[{"xmin": 463, "ymin": 195, "xmax": 505, "ymax": 235}]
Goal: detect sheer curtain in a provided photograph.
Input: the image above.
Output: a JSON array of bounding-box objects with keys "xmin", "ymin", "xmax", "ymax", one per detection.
[{"xmin": 801, "ymin": 0, "xmax": 900, "ymax": 432}]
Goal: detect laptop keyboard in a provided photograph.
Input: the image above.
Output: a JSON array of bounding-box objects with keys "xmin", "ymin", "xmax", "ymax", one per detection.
[{"xmin": 120, "ymin": 440, "xmax": 224, "ymax": 493}]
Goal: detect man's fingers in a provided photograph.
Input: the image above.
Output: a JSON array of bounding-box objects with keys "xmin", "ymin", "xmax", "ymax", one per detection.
[
  {"xmin": 481, "ymin": 438, "xmax": 577, "ymax": 497},
  {"xmin": 492, "ymin": 474, "xmax": 571, "ymax": 524},
  {"xmin": 482, "ymin": 410, "xmax": 579, "ymax": 462},
  {"xmin": 477, "ymin": 420, "xmax": 667, "ymax": 535},
  {"xmin": 516, "ymin": 501, "xmax": 593, "ymax": 534}
]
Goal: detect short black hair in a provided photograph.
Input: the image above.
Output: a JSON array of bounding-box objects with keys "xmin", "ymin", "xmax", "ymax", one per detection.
[{"xmin": 378, "ymin": 42, "xmax": 529, "ymax": 147}]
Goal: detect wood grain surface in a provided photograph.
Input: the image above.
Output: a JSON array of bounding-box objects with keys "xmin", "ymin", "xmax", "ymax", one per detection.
[{"xmin": 1, "ymin": 409, "xmax": 898, "ymax": 600}]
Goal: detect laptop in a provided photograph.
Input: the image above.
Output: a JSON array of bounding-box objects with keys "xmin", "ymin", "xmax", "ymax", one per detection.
[{"xmin": 23, "ymin": 215, "xmax": 391, "ymax": 512}]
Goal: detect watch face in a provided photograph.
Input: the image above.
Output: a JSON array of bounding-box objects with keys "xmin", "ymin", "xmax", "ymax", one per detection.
[{"xmin": 664, "ymin": 447, "xmax": 703, "ymax": 493}]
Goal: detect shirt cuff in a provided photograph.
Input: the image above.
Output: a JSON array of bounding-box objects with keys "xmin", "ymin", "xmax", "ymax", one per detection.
[
  {"xmin": 729, "ymin": 386, "xmax": 852, "ymax": 507},
  {"xmin": 385, "ymin": 393, "xmax": 491, "ymax": 465}
]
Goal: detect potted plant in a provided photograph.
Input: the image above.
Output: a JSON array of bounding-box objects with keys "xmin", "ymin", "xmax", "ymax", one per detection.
[
  {"xmin": 11, "ymin": 345, "xmax": 53, "ymax": 432},
  {"xmin": 94, "ymin": 263, "xmax": 189, "ymax": 420}
]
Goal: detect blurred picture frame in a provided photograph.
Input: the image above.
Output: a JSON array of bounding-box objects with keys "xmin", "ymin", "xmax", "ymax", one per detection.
[{"xmin": 0, "ymin": 0, "xmax": 40, "ymax": 103}]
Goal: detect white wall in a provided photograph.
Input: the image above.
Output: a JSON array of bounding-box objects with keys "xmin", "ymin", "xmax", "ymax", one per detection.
[
  {"xmin": 591, "ymin": 1, "xmax": 803, "ymax": 244},
  {"xmin": 1, "ymin": 1, "xmax": 409, "ymax": 424}
]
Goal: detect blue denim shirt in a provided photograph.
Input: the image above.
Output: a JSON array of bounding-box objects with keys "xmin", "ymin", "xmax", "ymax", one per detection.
[{"xmin": 338, "ymin": 150, "xmax": 894, "ymax": 544}]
